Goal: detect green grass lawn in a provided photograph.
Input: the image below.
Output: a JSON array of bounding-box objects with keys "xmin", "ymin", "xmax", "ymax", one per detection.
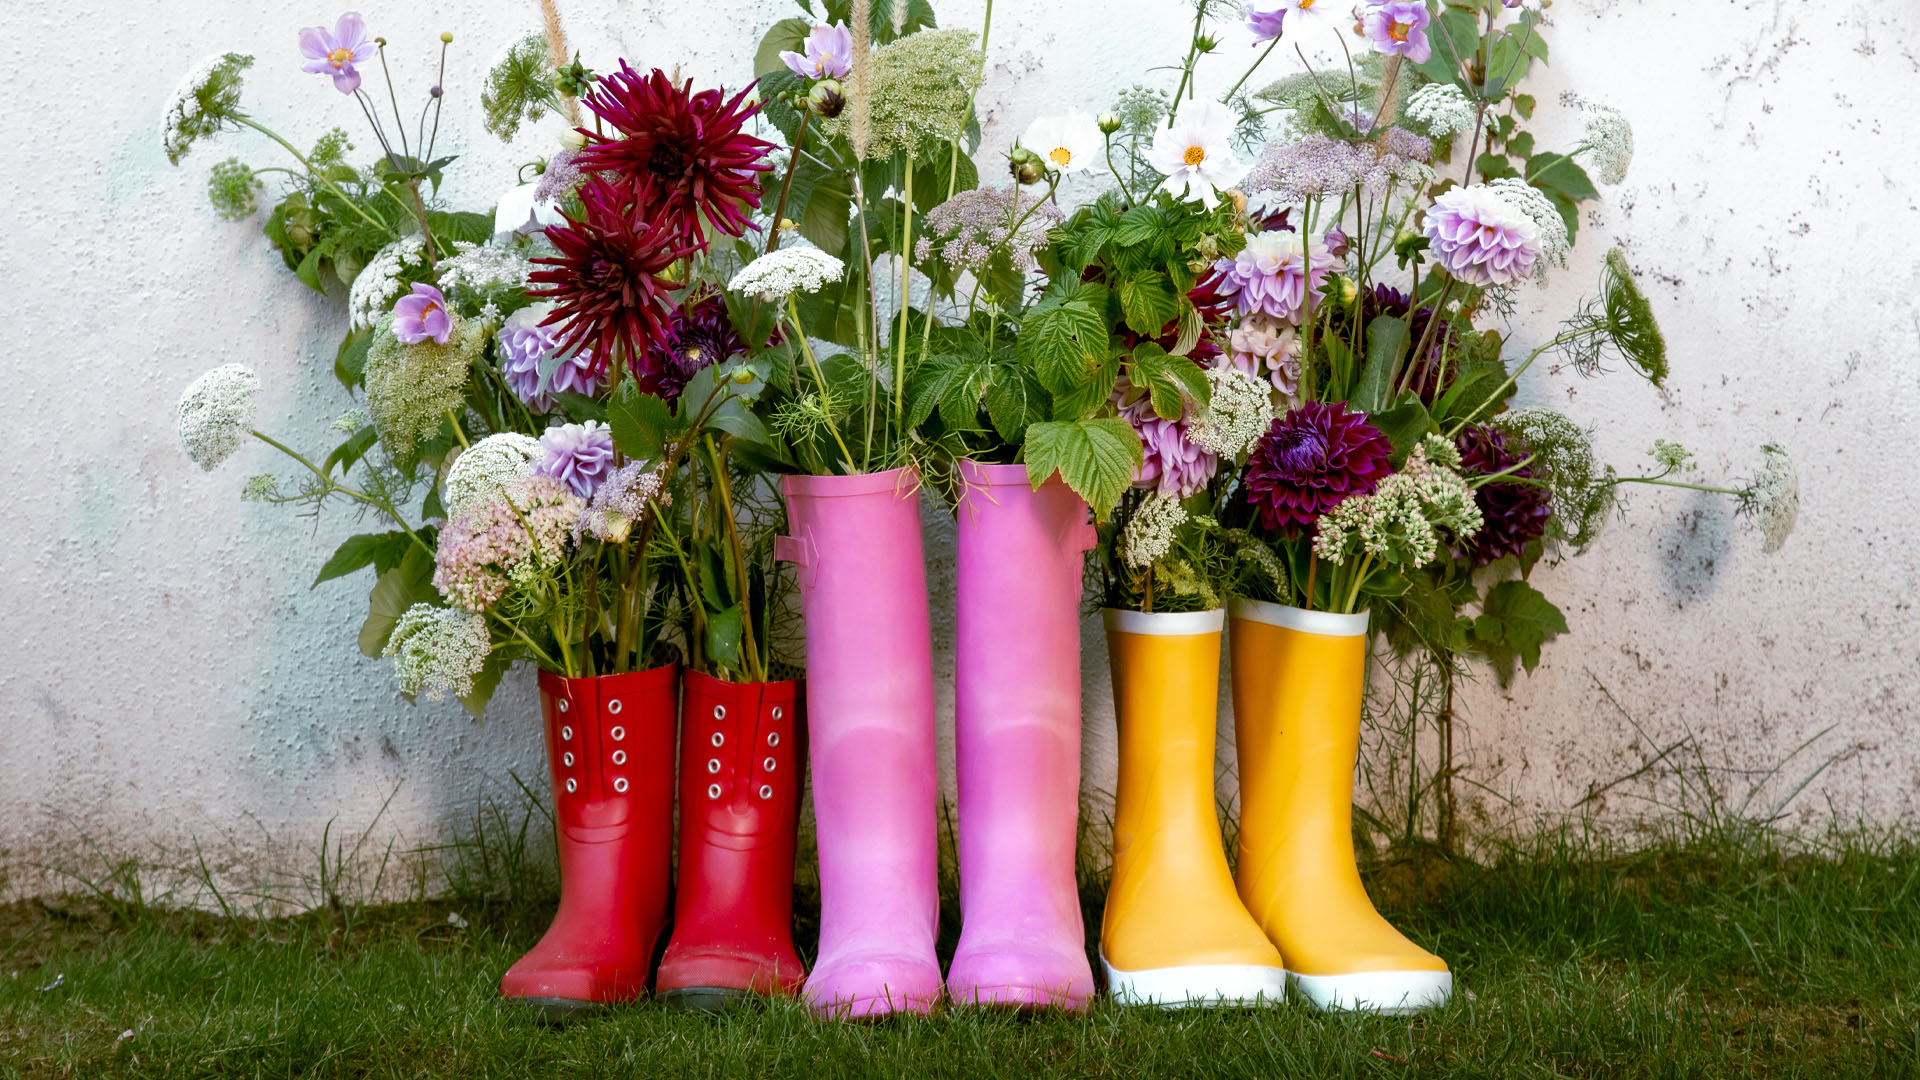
[{"xmin": 3, "ymin": 831, "xmax": 1917, "ymax": 1079}]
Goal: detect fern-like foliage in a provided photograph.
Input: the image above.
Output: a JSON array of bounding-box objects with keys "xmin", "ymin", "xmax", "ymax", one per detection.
[{"xmin": 481, "ymin": 35, "xmax": 561, "ymax": 143}]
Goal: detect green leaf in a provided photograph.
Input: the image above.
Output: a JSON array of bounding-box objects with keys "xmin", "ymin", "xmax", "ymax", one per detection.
[
  {"xmin": 427, "ymin": 211, "xmax": 493, "ymax": 246},
  {"xmin": 707, "ymin": 398, "xmax": 770, "ymax": 445},
  {"xmin": 295, "ymin": 244, "xmax": 326, "ymax": 294},
  {"xmin": 983, "ymin": 364, "xmax": 1048, "ymax": 443},
  {"xmin": 458, "ymin": 652, "xmax": 511, "ymax": 719},
  {"xmin": 1115, "ymin": 270, "xmax": 1179, "ymax": 336},
  {"xmin": 607, "ymin": 387, "xmax": 673, "ymax": 460},
  {"xmin": 1019, "ymin": 282, "xmax": 1112, "ymax": 393},
  {"xmin": 334, "ymin": 327, "xmax": 372, "ymax": 390},
  {"xmin": 314, "ymin": 531, "xmax": 415, "ymax": 587},
  {"xmin": 1369, "ymin": 392, "xmax": 1437, "ymax": 460},
  {"xmin": 1353, "ymin": 315, "xmax": 1409, "ymax": 413},
  {"xmin": 1514, "ymin": 93, "xmax": 1536, "ymax": 119},
  {"xmin": 322, "ymin": 425, "xmax": 378, "ymax": 477},
  {"xmin": 1506, "ymin": 131, "xmax": 1536, "ymax": 158},
  {"xmin": 1128, "ymin": 342, "xmax": 1209, "ymax": 422},
  {"xmin": 753, "ymin": 17, "xmax": 812, "ymax": 76},
  {"xmin": 1526, "ymin": 151, "xmax": 1600, "ymax": 202},
  {"xmin": 906, "ymin": 352, "xmax": 986, "ymax": 430},
  {"xmin": 1023, "ymin": 417, "xmax": 1142, "ymax": 521},
  {"xmin": 704, "ymin": 605, "xmax": 744, "ymax": 671},
  {"xmin": 1413, "ymin": 8, "xmax": 1481, "ymax": 86},
  {"xmin": 1471, "ymin": 579, "xmax": 1568, "ymax": 687},
  {"xmin": 552, "ymin": 392, "xmax": 608, "ymax": 423},
  {"xmin": 357, "ymin": 544, "xmax": 438, "ymax": 658}
]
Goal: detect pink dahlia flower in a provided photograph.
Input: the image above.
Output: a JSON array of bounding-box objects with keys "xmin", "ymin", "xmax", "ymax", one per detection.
[
  {"xmin": 1117, "ymin": 387, "xmax": 1219, "ymax": 500},
  {"xmin": 1211, "ymin": 230, "xmax": 1335, "ymax": 323},
  {"xmin": 1423, "ymin": 186, "xmax": 1542, "ymax": 288}
]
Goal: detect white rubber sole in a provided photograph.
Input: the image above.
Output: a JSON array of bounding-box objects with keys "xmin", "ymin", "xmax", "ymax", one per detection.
[
  {"xmin": 1288, "ymin": 969, "xmax": 1453, "ymax": 1015},
  {"xmin": 1101, "ymin": 956, "xmax": 1286, "ymax": 1008}
]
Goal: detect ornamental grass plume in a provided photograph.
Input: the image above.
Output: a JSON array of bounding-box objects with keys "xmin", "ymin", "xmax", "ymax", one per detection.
[
  {"xmin": 444, "ymin": 433, "xmax": 541, "ymax": 519},
  {"xmin": 434, "ymin": 475, "xmax": 584, "ymax": 612},
  {"xmin": 573, "ymin": 63, "xmax": 775, "ymax": 246},
  {"xmin": 384, "ymin": 604, "xmax": 492, "ymax": 699},
  {"xmin": 1243, "ymin": 400, "xmax": 1394, "ymax": 535},
  {"xmin": 364, "ymin": 315, "xmax": 488, "ymax": 466},
  {"xmin": 177, "ymin": 364, "xmax": 260, "ymax": 471}
]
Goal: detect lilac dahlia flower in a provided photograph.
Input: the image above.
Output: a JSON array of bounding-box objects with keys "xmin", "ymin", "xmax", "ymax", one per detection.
[
  {"xmin": 536, "ymin": 420, "xmax": 616, "ymax": 498},
  {"xmin": 496, "ymin": 305, "xmax": 564, "ymax": 413},
  {"xmin": 392, "ymin": 283, "xmax": 453, "ymax": 345},
  {"xmin": 298, "ymin": 12, "xmax": 374, "ymax": 94},
  {"xmin": 779, "ymin": 23, "xmax": 854, "ymax": 80},
  {"xmin": 1422, "ymin": 186, "xmax": 1542, "ymax": 288},
  {"xmin": 1243, "ymin": 401, "xmax": 1394, "ymax": 535},
  {"xmin": 1362, "ymin": 2, "xmax": 1433, "ymax": 64},
  {"xmin": 1116, "ymin": 387, "xmax": 1218, "ymax": 500},
  {"xmin": 1211, "ymin": 230, "xmax": 1336, "ymax": 323}
]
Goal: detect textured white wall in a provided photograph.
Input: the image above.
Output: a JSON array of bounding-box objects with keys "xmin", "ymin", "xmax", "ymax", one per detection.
[{"xmin": 4, "ymin": 0, "xmax": 1916, "ymax": 900}]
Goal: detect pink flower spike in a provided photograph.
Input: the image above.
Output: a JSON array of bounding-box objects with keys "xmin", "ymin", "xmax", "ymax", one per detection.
[
  {"xmin": 392, "ymin": 283, "xmax": 453, "ymax": 345},
  {"xmin": 298, "ymin": 12, "xmax": 374, "ymax": 94}
]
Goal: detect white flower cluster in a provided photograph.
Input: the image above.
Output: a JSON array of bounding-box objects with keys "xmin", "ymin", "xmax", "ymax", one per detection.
[
  {"xmin": 728, "ymin": 246, "xmax": 846, "ymax": 303},
  {"xmin": 444, "ymin": 433, "xmax": 541, "ymax": 519},
  {"xmin": 1580, "ymin": 100, "xmax": 1635, "ymax": 185},
  {"xmin": 162, "ymin": 52, "xmax": 250, "ymax": 165},
  {"xmin": 1187, "ymin": 367, "xmax": 1278, "ymax": 459},
  {"xmin": 1742, "ymin": 443, "xmax": 1798, "ymax": 553},
  {"xmin": 330, "ymin": 407, "xmax": 373, "ymax": 434},
  {"xmin": 1497, "ymin": 407, "xmax": 1596, "ymax": 521},
  {"xmin": 176, "ymin": 364, "xmax": 260, "ymax": 471},
  {"xmin": 349, "ymin": 236, "xmax": 430, "ymax": 330},
  {"xmin": 384, "ymin": 604, "xmax": 492, "ymax": 700},
  {"xmin": 435, "ymin": 242, "xmax": 532, "ymax": 305},
  {"xmin": 1313, "ymin": 443, "xmax": 1483, "ymax": 568},
  {"xmin": 1404, "ymin": 83, "xmax": 1476, "ymax": 138},
  {"xmin": 1122, "ymin": 495, "xmax": 1188, "ymax": 570},
  {"xmin": 1486, "ymin": 177, "xmax": 1571, "ymax": 278}
]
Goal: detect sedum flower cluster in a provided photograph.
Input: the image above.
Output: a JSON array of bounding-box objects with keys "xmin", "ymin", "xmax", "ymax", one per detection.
[
  {"xmin": 176, "ymin": 364, "xmax": 260, "ymax": 471},
  {"xmin": 1313, "ymin": 438, "xmax": 1483, "ymax": 569},
  {"xmin": 384, "ymin": 604, "xmax": 492, "ymax": 699},
  {"xmin": 433, "ymin": 475, "xmax": 584, "ymax": 612}
]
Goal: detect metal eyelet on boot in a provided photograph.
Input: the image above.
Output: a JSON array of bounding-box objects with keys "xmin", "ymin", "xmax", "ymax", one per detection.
[
  {"xmin": 707, "ymin": 783, "xmax": 722, "ymax": 799},
  {"xmin": 767, "ymin": 732, "xmax": 781, "ymax": 747},
  {"xmin": 608, "ymin": 698, "xmax": 622, "ymax": 715},
  {"xmin": 610, "ymin": 750, "xmax": 626, "ymax": 765},
  {"xmin": 562, "ymin": 752, "xmax": 575, "ymax": 767},
  {"xmin": 764, "ymin": 757, "xmax": 777, "ymax": 771},
  {"xmin": 558, "ymin": 700, "xmax": 569, "ymax": 713},
  {"xmin": 560, "ymin": 726, "xmax": 573, "ymax": 741},
  {"xmin": 609, "ymin": 726, "xmax": 625, "ymax": 741},
  {"xmin": 771, "ymin": 707, "xmax": 783, "ymax": 720},
  {"xmin": 759, "ymin": 785, "xmax": 774, "ymax": 799},
  {"xmin": 707, "ymin": 759, "xmax": 721, "ymax": 774},
  {"xmin": 711, "ymin": 732, "xmax": 724, "ymax": 747},
  {"xmin": 612, "ymin": 777, "xmax": 629, "ymax": 793},
  {"xmin": 713, "ymin": 705, "xmax": 727, "ymax": 720},
  {"xmin": 565, "ymin": 778, "xmax": 577, "ymax": 794}
]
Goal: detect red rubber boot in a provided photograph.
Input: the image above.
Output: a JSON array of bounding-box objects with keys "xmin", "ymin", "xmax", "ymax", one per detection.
[
  {"xmin": 500, "ymin": 664, "xmax": 678, "ymax": 1018},
  {"xmin": 655, "ymin": 671, "xmax": 807, "ymax": 1010}
]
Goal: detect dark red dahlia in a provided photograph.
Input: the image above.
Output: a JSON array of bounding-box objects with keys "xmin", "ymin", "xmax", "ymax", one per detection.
[
  {"xmin": 529, "ymin": 176, "xmax": 691, "ymax": 380},
  {"xmin": 641, "ymin": 295, "xmax": 743, "ymax": 402},
  {"xmin": 1243, "ymin": 401, "xmax": 1394, "ymax": 536},
  {"xmin": 574, "ymin": 62, "xmax": 776, "ymax": 248},
  {"xmin": 1454, "ymin": 424, "xmax": 1552, "ymax": 565}
]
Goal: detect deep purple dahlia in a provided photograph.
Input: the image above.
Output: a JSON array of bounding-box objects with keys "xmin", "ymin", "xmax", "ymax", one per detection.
[
  {"xmin": 1359, "ymin": 284, "xmax": 1458, "ymax": 403},
  {"xmin": 1243, "ymin": 401, "xmax": 1394, "ymax": 535},
  {"xmin": 641, "ymin": 295, "xmax": 742, "ymax": 402},
  {"xmin": 1455, "ymin": 423, "xmax": 1551, "ymax": 565}
]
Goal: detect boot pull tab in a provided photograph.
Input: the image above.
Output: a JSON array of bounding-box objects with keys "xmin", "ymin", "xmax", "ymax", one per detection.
[
  {"xmin": 774, "ymin": 531, "xmax": 817, "ymax": 589},
  {"xmin": 1069, "ymin": 515, "xmax": 1098, "ymax": 554}
]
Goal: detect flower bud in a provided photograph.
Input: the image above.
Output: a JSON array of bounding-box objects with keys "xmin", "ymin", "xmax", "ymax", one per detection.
[
  {"xmin": 807, "ymin": 79, "xmax": 846, "ymax": 118},
  {"xmin": 1097, "ymin": 112, "xmax": 1122, "ymax": 135},
  {"xmin": 558, "ymin": 128, "xmax": 588, "ymax": 152},
  {"xmin": 1195, "ymin": 34, "xmax": 1219, "ymax": 53},
  {"xmin": 1008, "ymin": 146, "xmax": 1046, "ymax": 185},
  {"xmin": 439, "ymin": 31, "xmax": 453, "ymax": 43},
  {"xmin": 429, "ymin": 84, "xmax": 443, "ymax": 98},
  {"xmin": 1226, "ymin": 189, "xmax": 1247, "ymax": 216},
  {"xmin": 1330, "ymin": 274, "xmax": 1358, "ymax": 305},
  {"xmin": 1323, "ymin": 227, "xmax": 1350, "ymax": 258}
]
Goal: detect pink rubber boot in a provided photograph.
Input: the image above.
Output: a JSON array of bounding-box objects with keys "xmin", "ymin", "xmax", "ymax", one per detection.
[
  {"xmin": 946, "ymin": 461, "xmax": 1098, "ymax": 1012},
  {"xmin": 779, "ymin": 468, "xmax": 942, "ymax": 1018}
]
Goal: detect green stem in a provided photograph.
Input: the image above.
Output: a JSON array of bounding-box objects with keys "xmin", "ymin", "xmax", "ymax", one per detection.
[
  {"xmin": 1167, "ymin": 4, "xmax": 1208, "ymax": 121},
  {"xmin": 1220, "ymin": 36, "xmax": 1282, "ymax": 104},
  {"xmin": 248, "ymin": 430, "xmax": 432, "ymax": 558},
  {"xmin": 1446, "ymin": 327, "xmax": 1596, "ymax": 436},
  {"xmin": 788, "ymin": 295, "xmax": 858, "ymax": 472},
  {"xmin": 894, "ymin": 161, "xmax": 915, "ymax": 451},
  {"xmin": 235, "ymin": 117, "xmax": 393, "ymax": 236}
]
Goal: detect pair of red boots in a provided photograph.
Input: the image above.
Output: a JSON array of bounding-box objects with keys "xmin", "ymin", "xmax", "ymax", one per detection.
[{"xmin": 498, "ymin": 664, "xmax": 807, "ymax": 1016}]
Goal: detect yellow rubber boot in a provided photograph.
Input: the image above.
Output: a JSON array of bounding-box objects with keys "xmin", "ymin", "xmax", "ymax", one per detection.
[
  {"xmin": 1101, "ymin": 609, "xmax": 1286, "ymax": 1007},
  {"xmin": 1229, "ymin": 598, "xmax": 1452, "ymax": 1014}
]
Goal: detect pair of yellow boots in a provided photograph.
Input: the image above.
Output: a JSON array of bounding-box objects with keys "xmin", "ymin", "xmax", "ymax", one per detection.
[{"xmin": 1100, "ymin": 599, "xmax": 1452, "ymax": 1013}]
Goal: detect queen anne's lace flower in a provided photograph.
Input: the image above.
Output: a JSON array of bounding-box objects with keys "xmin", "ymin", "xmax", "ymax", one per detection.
[
  {"xmin": 435, "ymin": 242, "xmax": 533, "ymax": 306},
  {"xmin": 177, "ymin": 364, "xmax": 260, "ymax": 471},
  {"xmin": 1122, "ymin": 495, "xmax": 1189, "ymax": 570},
  {"xmin": 444, "ymin": 433, "xmax": 541, "ymax": 520},
  {"xmin": 1485, "ymin": 177, "xmax": 1570, "ymax": 278},
  {"xmin": 1494, "ymin": 407, "xmax": 1614, "ymax": 549},
  {"xmin": 1580, "ymin": 100, "xmax": 1635, "ymax": 185},
  {"xmin": 821, "ymin": 29, "xmax": 984, "ymax": 159},
  {"xmin": 1312, "ymin": 441, "xmax": 1483, "ymax": 568},
  {"xmin": 384, "ymin": 604, "xmax": 492, "ymax": 700},
  {"xmin": 349, "ymin": 236, "xmax": 431, "ymax": 330},
  {"xmin": 1188, "ymin": 367, "xmax": 1278, "ymax": 459},
  {"xmin": 914, "ymin": 186, "xmax": 1062, "ymax": 273},
  {"xmin": 1404, "ymin": 83, "xmax": 1475, "ymax": 138},
  {"xmin": 364, "ymin": 315, "xmax": 487, "ymax": 465},
  {"xmin": 1741, "ymin": 444, "xmax": 1798, "ymax": 553},
  {"xmin": 728, "ymin": 246, "xmax": 846, "ymax": 303},
  {"xmin": 434, "ymin": 475, "xmax": 584, "ymax": 611},
  {"xmin": 163, "ymin": 52, "xmax": 253, "ymax": 165}
]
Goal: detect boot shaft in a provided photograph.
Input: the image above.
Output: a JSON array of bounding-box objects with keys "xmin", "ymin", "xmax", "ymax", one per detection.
[
  {"xmin": 537, "ymin": 665, "xmax": 678, "ymax": 842},
  {"xmin": 1104, "ymin": 609, "xmax": 1229, "ymax": 846}
]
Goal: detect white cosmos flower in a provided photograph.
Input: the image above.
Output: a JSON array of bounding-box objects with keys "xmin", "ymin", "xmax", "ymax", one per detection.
[
  {"xmin": 1282, "ymin": 0, "xmax": 1347, "ymax": 39},
  {"xmin": 1147, "ymin": 101, "xmax": 1248, "ymax": 209},
  {"xmin": 1020, "ymin": 110, "xmax": 1103, "ymax": 174},
  {"xmin": 493, "ymin": 182, "xmax": 567, "ymax": 239}
]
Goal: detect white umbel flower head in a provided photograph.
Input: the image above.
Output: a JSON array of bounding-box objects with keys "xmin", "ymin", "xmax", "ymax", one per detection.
[
  {"xmin": 1020, "ymin": 110, "xmax": 1104, "ymax": 174},
  {"xmin": 1404, "ymin": 83, "xmax": 1476, "ymax": 138},
  {"xmin": 177, "ymin": 364, "xmax": 260, "ymax": 471},
  {"xmin": 1741, "ymin": 443, "xmax": 1798, "ymax": 553},
  {"xmin": 384, "ymin": 604, "xmax": 492, "ymax": 700},
  {"xmin": 1485, "ymin": 177, "xmax": 1570, "ymax": 278},
  {"xmin": 1188, "ymin": 367, "xmax": 1278, "ymax": 459},
  {"xmin": 1579, "ymin": 100, "xmax": 1635, "ymax": 185},
  {"xmin": 348, "ymin": 236, "xmax": 430, "ymax": 330},
  {"xmin": 728, "ymin": 246, "xmax": 846, "ymax": 303},
  {"xmin": 1122, "ymin": 495, "xmax": 1189, "ymax": 570},
  {"xmin": 444, "ymin": 433, "xmax": 541, "ymax": 519},
  {"xmin": 1148, "ymin": 101, "xmax": 1248, "ymax": 209}
]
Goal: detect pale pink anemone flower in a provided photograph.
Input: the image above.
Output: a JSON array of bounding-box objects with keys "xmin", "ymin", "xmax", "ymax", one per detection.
[
  {"xmin": 392, "ymin": 283, "xmax": 453, "ymax": 345},
  {"xmin": 779, "ymin": 23, "xmax": 854, "ymax": 81},
  {"xmin": 299, "ymin": 12, "xmax": 375, "ymax": 94}
]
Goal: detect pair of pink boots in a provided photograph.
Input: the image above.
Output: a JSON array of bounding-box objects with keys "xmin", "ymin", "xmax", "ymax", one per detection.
[{"xmin": 779, "ymin": 462, "xmax": 1095, "ymax": 1017}]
